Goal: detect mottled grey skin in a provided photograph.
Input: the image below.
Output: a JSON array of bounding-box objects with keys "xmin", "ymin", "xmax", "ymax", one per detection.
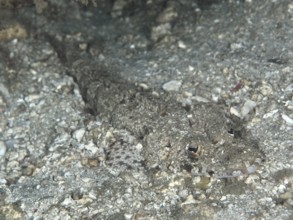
[{"xmin": 61, "ymin": 42, "xmax": 263, "ymax": 177}]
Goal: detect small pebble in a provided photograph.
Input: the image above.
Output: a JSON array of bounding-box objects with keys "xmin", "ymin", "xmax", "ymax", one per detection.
[
  {"xmin": 84, "ymin": 142, "xmax": 99, "ymax": 154},
  {"xmin": 230, "ymin": 107, "xmax": 241, "ymax": 118},
  {"xmin": 151, "ymin": 23, "xmax": 171, "ymax": 41},
  {"xmin": 285, "ymin": 100, "xmax": 293, "ymax": 110},
  {"xmin": 0, "ymin": 141, "xmax": 6, "ymax": 158},
  {"xmin": 183, "ymin": 91, "xmax": 193, "ymax": 97},
  {"xmin": 245, "ymin": 174, "xmax": 260, "ymax": 185},
  {"xmin": 181, "ymin": 195, "xmax": 196, "ymax": 207},
  {"xmin": 246, "ymin": 164, "xmax": 257, "ymax": 174},
  {"xmin": 0, "ymin": 178, "xmax": 7, "ymax": 184},
  {"xmin": 230, "ymin": 42, "xmax": 243, "ymax": 50},
  {"xmin": 178, "ymin": 40, "xmax": 186, "ymax": 49},
  {"xmin": 25, "ymin": 94, "xmax": 40, "ymax": 102},
  {"xmin": 62, "ymin": 196, "xmax": 74, "ymax": 206},
  {"xmin": 134, "ymin": 143, "xmax": 143, "ymax": 152},
  {"xmin": 73, "ymin": 128, "xmax": 85, "ymax": 142},
  {"xmin": 278, "ymin": 184, "xmax": 287, "ymax": 194},
  {"xmin": 111, "ymin": 0, "xmax": 128, "ymax": 17},
  {"xmin": 280, "ymin": 192, "xmax": 293, "ymax": 200},
  {"xmin": 138, "ymin": 83, "xmax": 149, "ymax": 90},
  {"xmin": 0, "ymin": 83, "xmax": 10, "ymax": 100},
  {"xmin": 179, "ymin": 189, "xmax": 189, "ymax": 198},
  {"xmin": 124, "ymin": 213, "xmax": 132, "ymax": 220},
  {"xmin": 156, "ymin": 2, "xmax": 177, "ymax": 23},
  {"xmin": 260, "ymin": 82, "xmax": 273, "ymax": 96},
  {"xmin": 282, "ymin": 114, "xmax": 293, "ymax": 126},
  {"xmin": 241, "ymin": 100, "xmax": 257, "ymax": 118},
  {"xmin": 79, "ymin": 43, "xmax": 87, "ymax": 50},
  {"xmin": 192, "ymin": 95, "xmax": 209, "ymax": 103},
  {"xmin": 263, "ymin": 109, "xmax": 279, "ymax": 119},
  {"xmin": 162, "ymin": 80, "xmax": 182, "ymax": 92},
  {"xmin": 258, "ymin": 197, "xmax": 273, "ymax": 206},
  {"xmin": 220, "ymin": 196, "xmax": 227, "ymax": 201},
  {"xmin": 152, "ymin": 91, "xmax": 160, "ymax": 97}
]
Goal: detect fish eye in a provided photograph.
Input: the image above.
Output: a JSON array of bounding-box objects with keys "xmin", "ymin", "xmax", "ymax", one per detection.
[
  {"xmin": 187, "ymin": 144, "xmax": 203, "ymax": 159},
  {"xmin": 188, "ymin": 146, "xmax": 198, "ymax": 153},
  {"xmin": 228, "ymin": 128, "xmax": 234, "ymax": 135}
]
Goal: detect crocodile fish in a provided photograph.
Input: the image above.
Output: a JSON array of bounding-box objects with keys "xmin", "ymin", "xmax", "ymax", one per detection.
[{"xmin": 51, "ymin": 37, "xmax": 264, "ymax": 178}]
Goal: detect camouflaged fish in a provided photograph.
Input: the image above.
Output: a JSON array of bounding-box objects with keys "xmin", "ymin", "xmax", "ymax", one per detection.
[{"xmin": 52, "ymin": 37, "xmax": 264, "ymax": 178}]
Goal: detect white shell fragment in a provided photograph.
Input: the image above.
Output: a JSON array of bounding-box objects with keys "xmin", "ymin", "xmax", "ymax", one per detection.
[
  {"xmin": 181, "ymin": 195, "xmax": 197, "ymax": 207},
  {"xmin": 178, "ymin": 40, "xmax": 187, "ymax": 49},
  {"xmin": 260, "ymin": 82, "xmax": 273, "ymax": 96},
  {"xmin": 263, "ymin": 109, "xmax": 279, "ymax": 119},
  {"xmin": 73, "ymin": 128, "xmax": 85, "ymax": 142},
  {"xmin": 188, "ymin": 65, "xmax": 194, "ymax": 72},
  {"xmin": 0, "ymin": 141, "xmax": 6, "ymax": 158},
  {"xmin": 284, "ymin": 100, "xmax": 293, "ymax": 110},
  {"xmin": 241, "ymin": 100, "xmax": 257, "ymax": 118},
  {"xmin": 84, "ymin": 141, "xmax": 99, "ymax": 154},
  {"xmin": 138, "ymin": 83, "xmax": 149, "ymax": 90},
  {"xmin": 192, "ymin": 96, "xmax": 210, "ymax": 103},
  {"xmin": 282, "ymin": 114, "xmax": 293, "ymax": 126},
  {"xmin": 230, "ymin": 107, "xmax": 241, "ymax": 118},
  {"xmin": 162, "ymin": 80, "xmax": 182, "ymax": 92}
]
